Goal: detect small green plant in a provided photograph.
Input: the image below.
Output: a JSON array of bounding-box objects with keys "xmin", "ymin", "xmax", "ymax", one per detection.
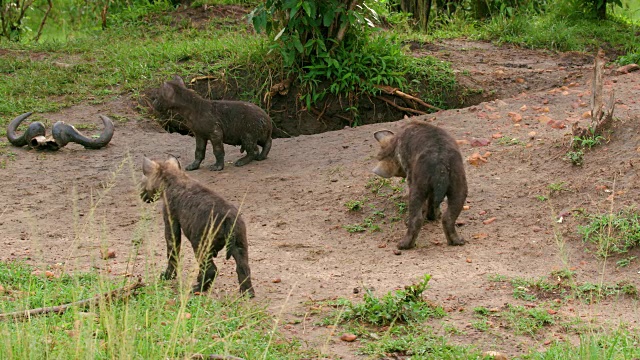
[
  {"xmin": 497, "ymin": 136, "xmax": 525, "ymax": 146},
  {"xmin": 572, "ymin": 130, "xmax": 604, "ymax": 150},
  {"xmin": 536, "ymin": 194, "xmax": 548, "ymax": 202},
  {"xmin": 578, "ymin": 208, "xmax": 640, "ymax": 256},
  {"xmin": 487, "ymin": 273, "xmax": 508, "ymax": 282},
  {"xmin": 471, "ymin": 319, "xmax": 489, "ymax": 331},
  {"xmin": 616, "ymin": 256, "xmax": 637, "ymax": 268},
  {"xmin": 344, "ymin": 199, "xmax": 365, "ymax": 211},
  {"xmin": 564, "ymin": 150, "xmax": 584, "ymax": 166},
  {"xmin": 334, "ymin": 274, "xmax": 445, "ymax": 326},
  {"xmin": 343, "ymin": 223, "xmax": 366, "ymax": 233},
  {"xmin": 617, "ymin": 52, "xmax": 640, "ymax": 66},
  {"xmin": 550, "ymin": 268, "xmax": 575, "ymax": 280},
  {"xmin": 548, "ymin": 181, "xmax": 569, "ymax": 193},
  {"xmin": 473, "ymin": 306, "xmax": 490, "ymax": 316}
]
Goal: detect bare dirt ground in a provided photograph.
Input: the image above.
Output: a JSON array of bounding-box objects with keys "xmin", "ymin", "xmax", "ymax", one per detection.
[{"xmin": 2, "ymin": 42, "xmax": 640, "ymax": 359}]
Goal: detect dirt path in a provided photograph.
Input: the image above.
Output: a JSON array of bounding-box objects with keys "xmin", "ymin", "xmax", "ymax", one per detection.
[{"xmin": 1, "ymin": 46, "xmax": 640, "ymax": 358}]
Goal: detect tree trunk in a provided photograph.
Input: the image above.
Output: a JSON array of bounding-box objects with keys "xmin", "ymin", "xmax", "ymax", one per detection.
[
  {"xmin": 472, "ymin": 0, "xmax": 491, "ymax": 19},
  {"xmin": 595, "ymin": 0, "xmax": 607, "ymax": 20}
]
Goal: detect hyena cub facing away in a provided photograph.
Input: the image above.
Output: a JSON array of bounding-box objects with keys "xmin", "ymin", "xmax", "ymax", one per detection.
[
  {"xmin": 372, "ymin": 120, "xmax": 468, "ymax": 250},
  {"xmin": 157, "ymin": 75, "xmax": 272, "ymax": 171},
  {"xmin": 141, "ymin": 156, "xmax": 254, "ymax": 297}
]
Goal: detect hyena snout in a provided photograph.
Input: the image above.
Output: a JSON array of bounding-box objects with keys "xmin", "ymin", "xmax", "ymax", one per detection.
[{"xmin": 139, "ymin": 183, "xmax": 160, "ymax": 203}]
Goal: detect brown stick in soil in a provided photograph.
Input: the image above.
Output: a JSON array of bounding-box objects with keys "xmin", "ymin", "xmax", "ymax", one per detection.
[
  {"xmin": 375, "ymin": 96, "xmax": 427, "ymax": 115},
  {"xmin": 0, "ymin": 277, "xmax": 145, "ymax": 321},
  {"xmin": 375, "ymin": 84, "xmax": 443, "ymax": 112},
  {"xmin": 572, "ymin": 49, "xmax": 615, "ymax": 139}
]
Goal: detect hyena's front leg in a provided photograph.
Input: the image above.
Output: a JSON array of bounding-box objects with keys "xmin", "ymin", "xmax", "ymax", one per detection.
[
  {"xmin": 186, "ymin": 136, "xmax": 207, "ymax": 171},
  {"xmin": 162, "ymin": 212, "xmax": 182, "ymax": 280},
  {"xmin": 210, "ymin": 139, "xmax": 226, "ymax": 171}
]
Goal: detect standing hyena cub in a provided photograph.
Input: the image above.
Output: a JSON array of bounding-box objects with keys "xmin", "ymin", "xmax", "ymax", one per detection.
[
  {"xmin": 157, "ymin": 75, "xmax": 272, "ymax": 171},
  {"xmin": 372, "ymin": 120, "xmax": 468, "ymax": 250},
  {"xmin": 140, "ymin": 156, "xmax": 255, "ymax": 297}
]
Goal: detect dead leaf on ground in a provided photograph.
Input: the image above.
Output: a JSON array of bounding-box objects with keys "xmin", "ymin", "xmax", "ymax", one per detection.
[
  {"xmin": 536, "ymin": 115, "xmax": 553, "ymax": 123},
  {"xmin": 467, "ymin": 153, "xmax": 488, "ymax": 166},
  {"xmin": 470, "ymin": 138, "xmax": 491, "ymax": 147},
  {"xmin": 483, "ymin": 217, "xmax": 497, "ymax": 225},
  {"xmin": 507, "ymin": 112, "xmax": 522, "ymax": 122}
]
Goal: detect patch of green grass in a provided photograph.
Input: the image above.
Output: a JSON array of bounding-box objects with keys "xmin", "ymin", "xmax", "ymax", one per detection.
[
  {"xmin": 548, "ymin": 181, "xmax": 569, "ymax": 194},
  {"xmin": 497, "ymin": 136, "xmax": 525, "ymax": 146},
  {"xmin": 574, "ymin": 281, "xmax": 637, "ymax": 303},
  {"xmin": 510, "ymin": 277, "xmax": 563, "ymax": 302},
  {"xmin": 471, "ymin": 319, "xmax": 490, "ymax": 331},
  {"xmin": 487, "ymin": 273, "xmax": 509, "ymax": 282},
  {"xmin": 0, "ymin": 10, "xmax": 271, "ymax": 126},
  {"xmin": 344, "ymin": 199, "xmax": 365, "ymax": 212},
  {"xmin": 523, "ymin": 329, "xmax": 640, "ymax": 359},
  {"xmin": 344, "ymin": 176, "xmax": 407, "ymax": 233},
  {"xmin": 564, "ymin": 150, "xmax": 584, "ymax": 166},
  {"xmin": 0, "ymin": 261, "xmax": 312, "ymax": 359},
  {"xmin": 578, "ymin": 207, "xmax": 640, "ymax": 256},
  {"xmin": 536, "ymin": 194, "xmax": 549, "ymax": 202},
  {"xmin": 502, "ymin": 304, "xmax": 555, "ymax": 336},
  {"xmin": 329, "ymin": 274, "xmax": 445, "ymax": 326},
  {"xmin": 359, "ymin": 323, "xmax": 485, "ymax": 358},
  {"xmin": 616, "ymin": 255, "xmax": 637, "ymax": 268}
]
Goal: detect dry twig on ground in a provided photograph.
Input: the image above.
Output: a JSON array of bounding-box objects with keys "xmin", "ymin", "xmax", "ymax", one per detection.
[{"xmin": 0, "ymin": 277, "xmax": 145, "ymax": 321}]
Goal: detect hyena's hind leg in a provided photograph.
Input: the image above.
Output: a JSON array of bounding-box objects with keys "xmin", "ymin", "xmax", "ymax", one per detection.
[
  {"xmin": 235, "ymin": 135, "xmax": 257, "ymax": 167},
  {"xmin": 442, "ymin": 189, "xmax": 465, "ymax": 246},
  {"xmin": 193, "ymin": 254, "xmax": 218, "ymax": 293},
  {"xmin": 227, "ymin": 242, "xmax": 255, "ymax": 297},
  {"xmin": 256, "ymin": 137, "xmax": 272, "ymax": 161}
]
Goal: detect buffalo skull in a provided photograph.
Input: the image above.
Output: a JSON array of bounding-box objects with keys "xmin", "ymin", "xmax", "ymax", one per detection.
[{"xmin": 7, "ymin": 112, "xmax": 114, "ymax": 151}]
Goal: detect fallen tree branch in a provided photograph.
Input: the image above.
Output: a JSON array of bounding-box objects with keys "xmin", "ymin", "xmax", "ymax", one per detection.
[
  {"xmin": 375, "ymin": 84, "xmax": 443, "ymax": 112},
  {"xmin": 375, "ymin": 96, "xmax": 427, "ymax": 115},
  {"xmin": 0, "ymin": 277, "xmax": 144, "ymax": 321}
]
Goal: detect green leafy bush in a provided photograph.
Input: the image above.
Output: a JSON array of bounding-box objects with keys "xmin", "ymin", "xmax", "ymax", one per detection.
[{"xmin": 336, "ymin": 274, "xmax": 445, "ymax": 326}]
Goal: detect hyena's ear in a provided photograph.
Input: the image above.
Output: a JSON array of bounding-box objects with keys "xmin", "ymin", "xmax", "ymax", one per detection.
[
  {"xmin": 161, "ymin": 82, "xmax": 175, "ymax": 97},
  {"xmin": 374, "ymin": 130, "xmax": 395, "ymax": 143},
  {"xmin": 172, "ymin": 75, "xmax": 186, "ymax": 88},
  {"xmin": 166, "ymin": 155, "xmax": 181, "ymax": 170},
  {"xmin": 142, "ymin": 157, "xmax": 159, "ymax": 176}
]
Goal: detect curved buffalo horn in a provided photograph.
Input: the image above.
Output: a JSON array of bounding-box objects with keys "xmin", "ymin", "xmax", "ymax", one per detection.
[
  {"xmin": 52, "ymin": 115, "xmax": 114, "ymax": 149},
  {"xmin": 7, "ymin": 112, "xmax": 47, "ymax": 148}
]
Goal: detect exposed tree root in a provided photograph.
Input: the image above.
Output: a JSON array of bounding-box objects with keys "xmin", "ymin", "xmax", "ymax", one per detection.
[
  {"xmin": 375, "ymin": 84, "xmax": 443, "ymax": 112},
  {"xmin": 375, "ymin": 95, "xmax": 427, "ymax": 115}
]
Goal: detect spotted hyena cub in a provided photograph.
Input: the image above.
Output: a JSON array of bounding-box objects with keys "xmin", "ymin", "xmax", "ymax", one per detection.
[
  {"xmin": 372, "ymin": 120, "xmax": 468, "ymax": 250},
  {"xmin": 140, "ymin": 156, "xmax": 254, "ymax": 296},
  {"xmin": 155, "ymin": 75, "xmax": 272, "ymax": 171}
]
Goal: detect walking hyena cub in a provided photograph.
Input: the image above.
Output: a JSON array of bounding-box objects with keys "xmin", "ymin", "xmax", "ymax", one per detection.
[
  {"xmin": 140, "ymin": 156, "xmax": 255, "ymax": 297},
  {"xmin": 372, "ymin": 120, "xmax": 468, "ymax": 250},
  {"xmin": 157, "ymin": 75, "xmax": 272, "ymax": 171}
]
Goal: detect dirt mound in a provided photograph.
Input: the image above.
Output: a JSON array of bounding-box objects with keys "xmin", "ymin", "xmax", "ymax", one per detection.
[{"xmin": 141, "ymin": 38, "xmax": 596, "ymax": 139}]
